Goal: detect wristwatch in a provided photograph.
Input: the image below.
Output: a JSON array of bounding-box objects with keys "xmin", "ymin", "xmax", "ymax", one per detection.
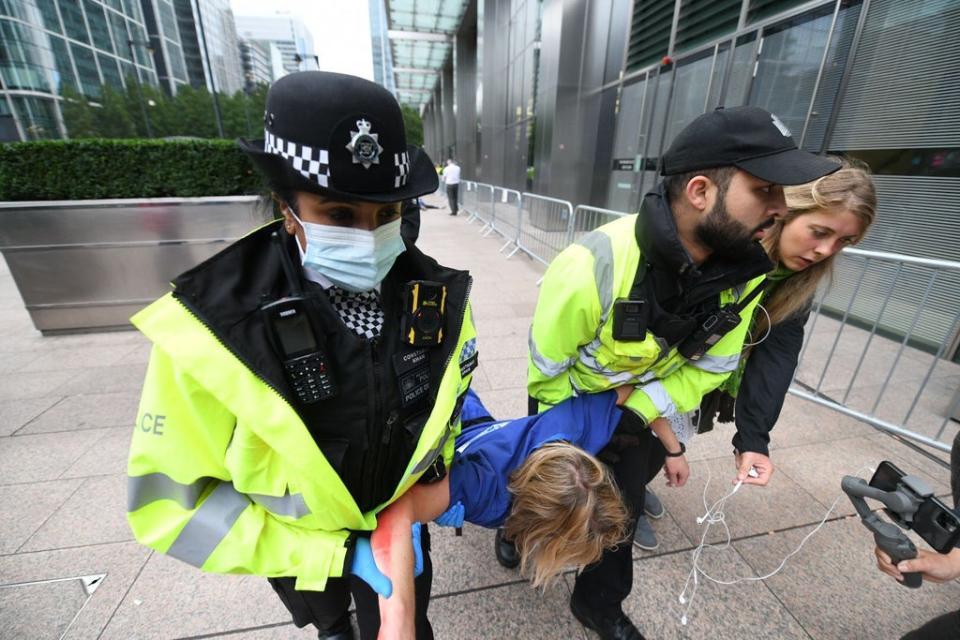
[{"xmin": 665, "ymin": 442, "xmax": 686, "ymax": 458}]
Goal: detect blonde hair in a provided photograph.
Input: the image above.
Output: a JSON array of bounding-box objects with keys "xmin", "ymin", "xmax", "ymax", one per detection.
[
  {"xmin": 503, "ymin": 442, "xmax": 629, "ymax": 589},
  {"xmin": 755, "ymin": 158, "xmax": 877, "ymax": 339}
]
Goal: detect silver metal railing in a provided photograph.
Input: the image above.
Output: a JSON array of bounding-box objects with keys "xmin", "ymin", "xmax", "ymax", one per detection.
[
  {"xmin": 570, "ymin": 205, "xmax": 632, "ymax": 244},
  {"xmin": 456, "ymin": 177, "xmax": 960, "ymax": 454},
  {"xmin": 790, "ymin": 248, "xmax": 960, "ymax": 453},
  {"xmin": 515, "ymin": 193, "xmax": 574, "ymax": 268},
  {"xmin": 461, "ymin": 181, "xmax": 479, "ymax": 220}
]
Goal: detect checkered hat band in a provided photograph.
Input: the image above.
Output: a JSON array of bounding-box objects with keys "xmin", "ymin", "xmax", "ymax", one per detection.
[
  {"xmin": 265, "ymin": 131, "xmax": 331, "ymax": 188},
  {"xmin": 393, "ymin": 151, "xmax": 410, "ymax": 188}
]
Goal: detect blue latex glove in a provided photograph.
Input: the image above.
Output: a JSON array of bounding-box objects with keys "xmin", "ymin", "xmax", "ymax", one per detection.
[
  {"xmin": 350, "ymin": 524, "xmax": 425, "ymax": 598},
  {"xmin": 434, "ymin": 501, "xmax": 465, "ymax": 528},
  {"xmin": 350, "ymin": 537, "xmax": 392, "ymax": 598}
]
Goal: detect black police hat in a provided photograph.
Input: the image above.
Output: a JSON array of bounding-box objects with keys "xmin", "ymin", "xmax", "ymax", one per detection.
[
  {"xmin": 239, "ymin": 71, "xmax": 438, "ymax": 203},
  {"xmin": 661, "ymin": 106, "xmax": 839, "ymax": 185}
]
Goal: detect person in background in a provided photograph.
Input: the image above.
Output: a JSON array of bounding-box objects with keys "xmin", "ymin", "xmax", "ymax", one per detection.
[{"xmin": 442, "ymin": 158, "xmax": 461, "ymax": 216}]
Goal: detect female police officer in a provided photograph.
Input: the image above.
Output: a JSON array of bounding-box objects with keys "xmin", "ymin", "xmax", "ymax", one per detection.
[{"xmin": 126, "ymin": 72, "xmax": 478, "ymax": 640}]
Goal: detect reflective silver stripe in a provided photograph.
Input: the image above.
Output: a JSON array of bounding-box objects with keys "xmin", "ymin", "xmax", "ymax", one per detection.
[
  {"xmin": 689, "ymin": 352, "xmax": 740, "ymax": 374},
  {"xmin": 127, "ymin": 473, "xmax": 214, "ymax": 512},
  {"xmin": 574, "ymin": 231, "xmax": 615, "ymax": 322},
  {"xmin": 412, "ymin": 421, "xmax": 452, "ymax": 475},
  {"xmin": 529, "ymin": 327, "xmax": 576, "ymax": 378},
  {"xmin": 166, "ymin": 481, "xmax": 250, "ymax": 568},
  {"xmin": 249, "ymin": 490, "xmax": 311, "ymax": 519},
  {"xmin": 577, "ymin": 339, "xmax": 639, "ymax": 385},
  {"xmin": 637, "ymin": 380, "xmax": 677, "ymax": 417}
]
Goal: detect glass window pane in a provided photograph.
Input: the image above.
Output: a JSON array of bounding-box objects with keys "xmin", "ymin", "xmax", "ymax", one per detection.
[
  {"xmin": 663, "ymin": 51, "xmax": 715, "ymax": 146},
  {"xmin": 98, "ymin": 52, "xmax": 123, "ymax": 89},
  {"xmin": 0, "ymin": 20, "xmax": 53, "ymax": 92},
  {"xmin": 748, "ymin": 8, "xmax": 834, "ymax": 137},
  {"xmin": 70, "ymin": 42, "xmax": 101, "ymax": 97},
  {"xmin": 12, "ymin": 95, "xmax": 61, "ymax": 139},
  {"xmin": 108, "ymin": 10, "xmax": 129, "ymax": 59},
  {"xmin": 84, "ymin": 0, "xmax": 113, "ymax": 53},
  {"xmin": 607, "ymin": 77, "xmax": 648, "ymax": 212},
  {"xmin": 36, "ymin": 0, "xmax": 63, "ymax": 33},
  {"xmin": 49, "ymin": 35, "xmax": 78, "ymax": 93},
  {"xmin": 128, "ymin": 21, "xmax": 150, "ymax": 65},
  {"xmin": 167, "ymin": 41, "xmax": 187, "ymax": 82},
  {"xmin": 722, "ymin": 33, "xmax": 757, "ymax": 106},
  {"xmin": 158, "ymin": 1, "xmax": 179, "ymax": 42},
  {"xmin": 58, "ymin": 0, "xmax": 90, "ymax": 44}
]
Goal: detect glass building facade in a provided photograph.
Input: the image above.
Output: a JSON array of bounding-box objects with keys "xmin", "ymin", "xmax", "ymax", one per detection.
[
  {"xmin": 0, "ymin": 0, "xmax": 162, "ymax": 140},
  {"xmin": 407, "ymin": 0, "xmax": 960, "ymax": 357}
]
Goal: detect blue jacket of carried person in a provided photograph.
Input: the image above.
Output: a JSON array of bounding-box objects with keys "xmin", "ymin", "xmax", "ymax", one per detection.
[{"xmin": 447, "ymin": 389, "xmax": 623, "ymax": 528}]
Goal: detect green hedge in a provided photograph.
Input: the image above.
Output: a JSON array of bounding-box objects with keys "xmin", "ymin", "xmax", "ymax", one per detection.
[{"xmin": 0, "ymin": 139, "xmax": 264, "ymax": 201}]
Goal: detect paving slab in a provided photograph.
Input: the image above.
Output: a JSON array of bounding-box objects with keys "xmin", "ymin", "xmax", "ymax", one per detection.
[
  {"xmin": 430, "ymin": 579, "xmax": 588, "ymax": 640},
  {"xmin": 60, "ymin": 427, "xmax": 133, "ymax": 478},
  {"xmin": 734, "ymin": 517, "xmax": 960, "ymax": 640},
  {"xmin": 0, "ymin": 369, "xmax": 83, "ymax": 402},
  {"xmin": 0, "ymin": 578, "xmax": 90, "ymax": 639},
  {"xmin": 613, "ymin": 549, "xmax": 811, "ymax": 639},
  {"xmin": 54, "ymin": 362, "xmax": 149, "ymax": 396},
  {"xmin": 653, "ymin": 456, "xmax": 829, "ymax": 545},
  {"xmin": 0, "ymin": 395, "xmax": 62, "ymax": 437},
  {"xmin": 0, "ymin": 477, "xmax": 81, "ymax": 553},
  {"xmin": 0, "ymin": 541, "xmax": 151, "ymax": 640},
  {"xmin": 0, "ymin": 427, "xmax": 111, "ymax": 484},
  {"xmin": 21, "ymin": 473, "xmax": 133, "ymax": 552},
  {"xmin": 99, "ymin": 552, "xmax": 292, "ymax": 640},
  {"xmin": 17, "ymin": 390, "xmax": 140, "ymax": 434}
]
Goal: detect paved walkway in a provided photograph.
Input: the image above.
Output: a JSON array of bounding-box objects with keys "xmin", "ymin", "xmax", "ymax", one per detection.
[{"xmin": 1, "ymin": 193, "xmax": 958, "ymax": 639}]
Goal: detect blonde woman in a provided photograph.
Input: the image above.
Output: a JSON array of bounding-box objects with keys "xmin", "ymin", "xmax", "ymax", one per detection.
[
  {"xmin": 370, "ymin": 388, "xmax": 632, "ymax": 639},
  {"xmin": 697, "ymin": 161, "xmax": 877, "ymax": 482}
]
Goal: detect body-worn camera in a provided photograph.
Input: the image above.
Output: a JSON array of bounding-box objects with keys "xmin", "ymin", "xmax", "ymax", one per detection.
[
  {"xmin": 677, "ymin": 306, "xmax": 741, "ymax": 361},
  {"xmin": 612, "ymin": 299, "xmax": 649, "ymax": 341},
  {"xmin": 401, "ymin": 280, "xmax": 446, "ymax": 347}
]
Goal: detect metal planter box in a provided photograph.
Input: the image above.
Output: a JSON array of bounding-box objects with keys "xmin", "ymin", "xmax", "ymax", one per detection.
[{"xmin": 0, "ymin": 196, "xmax": 267, "ymax": 334}]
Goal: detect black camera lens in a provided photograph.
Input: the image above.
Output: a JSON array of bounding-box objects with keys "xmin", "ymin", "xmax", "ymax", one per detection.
[{"xmin": 416, "ymin": 309, "xmax": 441, "ymax": 332}]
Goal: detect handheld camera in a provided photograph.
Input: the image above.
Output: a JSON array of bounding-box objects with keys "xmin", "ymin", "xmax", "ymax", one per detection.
[
  {"xmin": 677, "ymin": 306, "xmax": 741, "ymax": 361},
  {"xmin": 401, "ymin": 281, "xmax": 446, "ymax": 346},
  {"xmin": 842, "ymin": 461, "xmax": 960, "ymax": 588}
]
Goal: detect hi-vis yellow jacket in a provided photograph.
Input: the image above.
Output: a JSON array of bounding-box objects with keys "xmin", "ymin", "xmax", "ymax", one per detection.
[
  {"xmin": 528, "ymin": 190, "xmax": 770, "ymax": 422},
  {"xmin": 127, "ymin": 224, "xmax": 477, "ymax": 593}
]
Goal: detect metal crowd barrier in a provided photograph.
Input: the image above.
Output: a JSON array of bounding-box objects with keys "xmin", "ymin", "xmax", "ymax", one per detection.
[
  {"xmin": 515, "ymin": 193, "xmax": 574, "ymax": 268},
  {"xmin": 491, "ymin": 187, "xmax": 523, "ymax": 256},
  {"xmin": 460, "ymin": 181, "xmax": 479, "ymax": 220},
  {"xmin": 790, "ymin": 248, "xmax": 960, "ymax": 453},
  {"xmin": 570, "ymin": 205, "xmax": 632, "ymax": 244},
  {"xmin": 457, "ymin": 178, "xmax": 960, "ymax": 454}
]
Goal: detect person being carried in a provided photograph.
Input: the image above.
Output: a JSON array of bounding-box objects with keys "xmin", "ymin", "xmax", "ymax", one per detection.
[{"xmin": 368, "ymin": 387, "xmax": 637, "ymax": 639}]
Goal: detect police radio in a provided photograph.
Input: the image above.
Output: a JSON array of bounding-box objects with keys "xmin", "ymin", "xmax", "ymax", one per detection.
[
  {"xmin": 401, "ymin": 280, "xmax": 446, "ymax": 346},
  {"xmin": 677, "ymin": 282, "xmax": 768, "ymax": 361},
  {"xmin": 262, "ymin": 232, "xmax": 337, "ymax": 404}
]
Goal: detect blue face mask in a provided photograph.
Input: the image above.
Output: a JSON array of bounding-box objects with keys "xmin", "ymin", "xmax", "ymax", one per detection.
[{"xmin": 292, "ymin": 214, "xmax": 405, "ymax": 292}]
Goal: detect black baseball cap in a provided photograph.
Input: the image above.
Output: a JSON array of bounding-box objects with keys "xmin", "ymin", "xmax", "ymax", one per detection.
[
  {"xmin": 238, "ymin": 71, "xmax": 438, "ymax": 203},
  {"xmin": 660, "ymin": 106, "xmax": 839, "ymax": 185}
]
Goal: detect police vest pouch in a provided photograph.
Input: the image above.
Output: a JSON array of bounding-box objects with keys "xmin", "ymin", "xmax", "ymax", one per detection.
[{"xmin": 401, "ymin": 280, "xmax": 446, "ymax": 346}]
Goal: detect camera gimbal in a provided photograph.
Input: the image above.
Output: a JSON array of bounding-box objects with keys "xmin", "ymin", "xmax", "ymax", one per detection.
[{"xmin": 841, "ymin": 474, "xmax": 931, "ymax": 588}]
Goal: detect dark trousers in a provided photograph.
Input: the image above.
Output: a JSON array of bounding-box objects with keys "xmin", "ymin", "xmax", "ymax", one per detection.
[
  {"xmin": 571, "ymin": 421, "xmax": 667, "ymax": 615},
  {"xmin": 901, "ymin": 609, "xmax": 960, "ymax": 639},
  {"xmin": 269, "ymin": 526, "xmax": 434, "ymax": 640},
  {"xmin": 446, "ymin": 184, "xmax": 459, "ymax": 214}
]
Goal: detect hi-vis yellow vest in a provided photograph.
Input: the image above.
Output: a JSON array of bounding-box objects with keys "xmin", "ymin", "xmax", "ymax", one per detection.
[
  {"xmin": 127, "ymin": 290, "xmax": 476, "ymax": 592},
  {"xmin": 528, "ymin": 214, "xmax": 764, "ymax": 421}
]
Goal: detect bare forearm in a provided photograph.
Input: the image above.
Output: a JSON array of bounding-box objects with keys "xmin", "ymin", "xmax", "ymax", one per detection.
[
  {"xmin": 649, "ymin": 417, "xmax": 681, "ymax": 453},
  {"xmin": 372, "ymin": 498, "xmax": 416, "ymax": 640}
]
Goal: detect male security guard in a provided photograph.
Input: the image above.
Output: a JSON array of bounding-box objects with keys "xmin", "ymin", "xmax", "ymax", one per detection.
[
  {"xmin": 520, "ymin": 107, "xmax": 839, "ymax": 639},
  {"xmin": 126, "ymin": 72, "xmax": 478, "ymax": 640}
]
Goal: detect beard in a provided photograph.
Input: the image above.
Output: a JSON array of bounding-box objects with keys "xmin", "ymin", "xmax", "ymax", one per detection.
[{"xmin": 695, "ymin": 198, "xmax": 760, "ymax": 259}]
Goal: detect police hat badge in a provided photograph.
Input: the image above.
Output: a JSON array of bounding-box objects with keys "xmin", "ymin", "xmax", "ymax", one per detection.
[{"xmin": 346, "ymin": 118, "xmax": 383, "ymax": 169}]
